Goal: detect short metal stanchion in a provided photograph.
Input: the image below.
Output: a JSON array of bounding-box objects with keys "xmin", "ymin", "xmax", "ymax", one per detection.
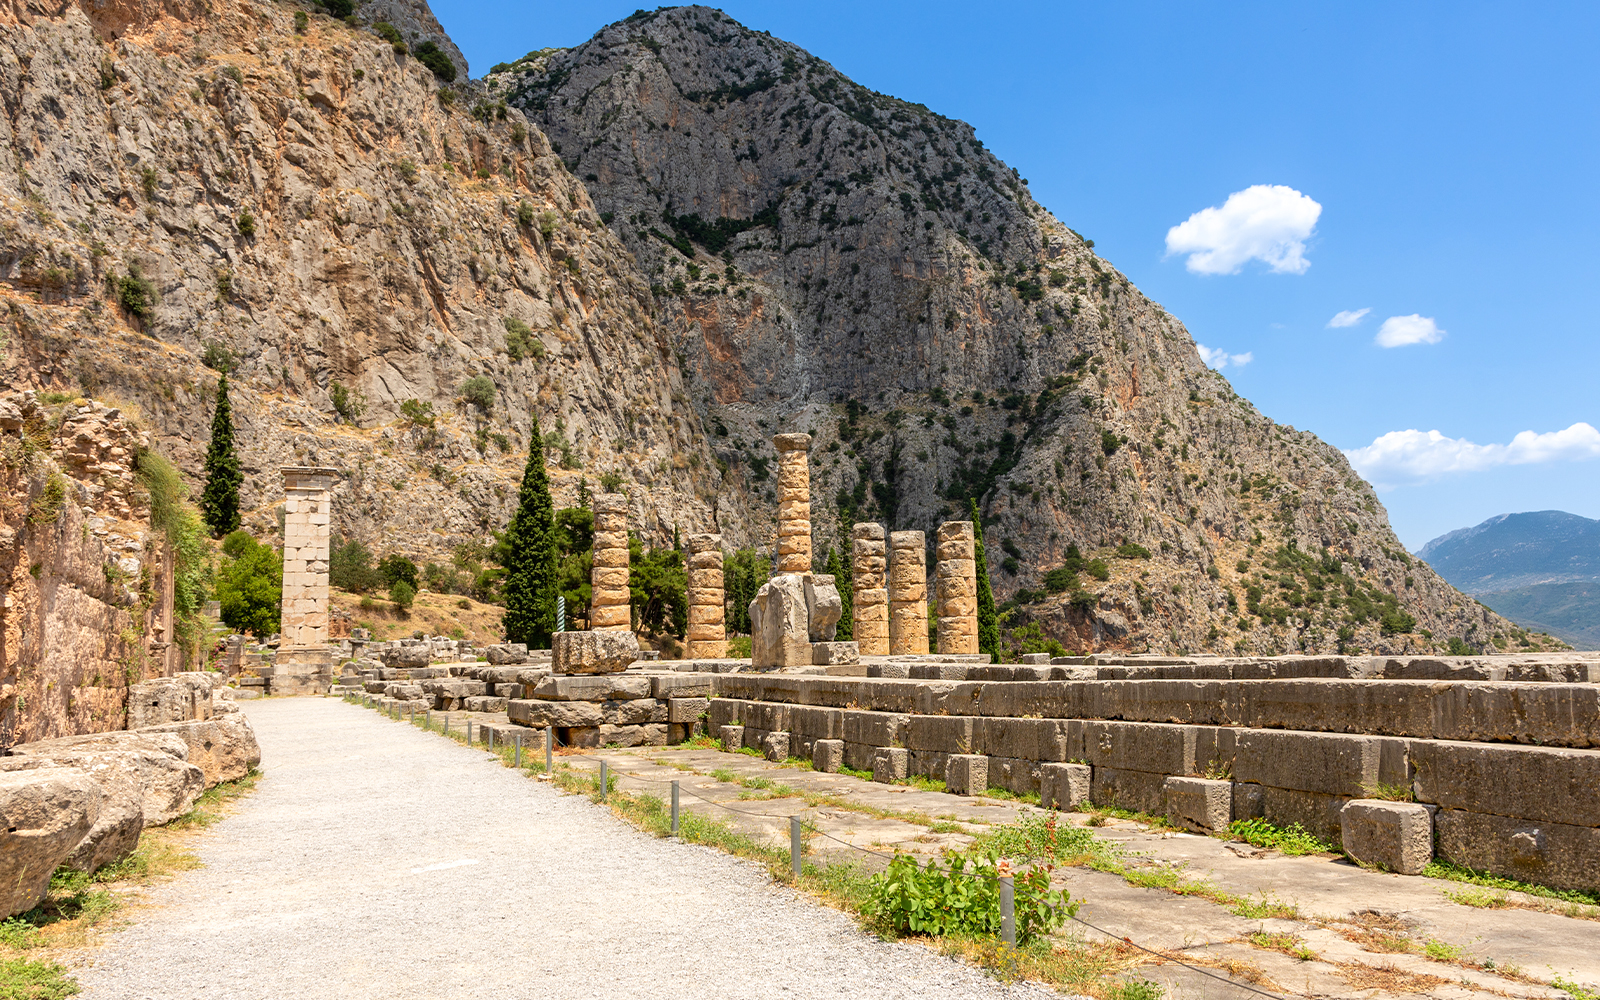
[
  {"xmin": 467, "ymin": 720, "xmax": 474, "ymax": 745},
  {"xmin": 488, "ymin": 727, "xmax": 495, "ymax": 751},
  {"xmin": 515, "ymin": 732, "xmax": 523, "ymax": 769},
  {"xmin": 443, "ymin": 715, "xmax": 450, "ymax": 736},
  {"xmin": 790, "ymin": 817, "xmax": 802, "ymax": 880},
  {"xmin": 671, "ymin": 780, "xmax": 680, "ymax": 836},
  {"xmin": 545, "ymin": 726, "xmax": 553, "ymax": 773},
  {"xmin": 999, "ymin": 875, "xmax": 1016, "ymax": 947},
  {"xmin": 599, "ymin": 761, "xmax": 608, "ymax": 802},
  {"xmin": 425, "ymin": 709, "xmax": 431, "ymax": 731}
]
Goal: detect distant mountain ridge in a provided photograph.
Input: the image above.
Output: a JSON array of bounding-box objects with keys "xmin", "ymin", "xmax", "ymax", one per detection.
[
  {"xmin": 1418, "ymin": 511, "xmax": 1600, "ymax": 649},
  {"xmin": 1417, "ymin": 510, "xmax": 1600, "ymax": 593}
]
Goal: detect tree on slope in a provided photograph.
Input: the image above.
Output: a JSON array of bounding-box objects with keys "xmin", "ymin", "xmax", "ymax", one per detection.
[
  {"xmin": 971, "ymin": 498, "xmax": 999, "ymax": 660},
  {"xmin": 501, "ymin": 413, "xmax": 558, "ymax": 647},
  {"xmin": 199, "ymin": 372, "xmax": 243, "ymax": 537}
]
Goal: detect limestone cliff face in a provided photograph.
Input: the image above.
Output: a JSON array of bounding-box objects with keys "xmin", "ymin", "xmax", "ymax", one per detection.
[
  {"xmin": 0, "ymin": 0, "xmax": 736, "ymax": 565},
  {"xmin": 0, "ymin": 392, "xmax": 173, "ymax": 743},
  {"xmin": 488, "ymin": 5, "xmax": 1553, "ymax": 656}
]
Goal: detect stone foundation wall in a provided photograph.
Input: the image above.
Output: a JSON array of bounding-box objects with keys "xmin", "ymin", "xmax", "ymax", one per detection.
[{"xmin": 705, "ymin": 654, "xmax": 1600, "ymax": 891}]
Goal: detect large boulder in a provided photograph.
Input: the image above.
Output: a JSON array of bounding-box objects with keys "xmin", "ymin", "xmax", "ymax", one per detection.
[
  {"xmin": 0, "ymin": 755, "xmax": 142, "ymax": 872},
  {"xmin": 487, "ymin": 644, "xmax": 528, "ymax": 665},
  {"xmin": 750, "ymin": 573, "xmax": 811, "ymax": 668},
  {"xmin": 127, "ymin": 676, "xmax": 207, "ymax": 728},
  {"xmin": 551, "ymin": 631, "xmax": 638, "ymax": 675},
  {"xmin": 0, "ymin": 768, "xmax": 100, "ymax": 917},
  {"xmin": 8, "ymin": 733, "xmax": 207, "ymax": 827},
  {"xmin": 134, "ymin": 715, "xmax": 261, "ymax": 787},
  {"xmin": 804, "ymin": 574, "xmax": 842, "ymax": 642},
  {"xmin": 381, "ymin": 644, "xmax": 433, "ymax": 669}
]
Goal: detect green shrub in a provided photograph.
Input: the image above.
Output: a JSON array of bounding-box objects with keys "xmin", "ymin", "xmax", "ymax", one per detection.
[
  {"xmin": 1446, "ymin": 636, "xmax": 1473, "ymax": 655},
  {"xmin": 389, "ymin": 580, "xmax": 415, "ymax": 610},
  {"xmin": 329, "ymin": 382, "xmax": 364, "ymax": 422},
  {"xmin": 413, "ymin": 41, "xmax": 456, "ymax": 81},
  {"xmin": 373, "ymin": 21, "xmax": 406, "ymax": 53},
  {"xmin": 459, "ymin": 375, "xmax": 495, "ymax": 412},
  {"xmin": 236, "ymin": 211, "xmax": 256, "ymax": 237},
  {"xmin": 378, "ymin": 554, "xmax": 418, "ymax": 589},
  {"xmin": 599, "ymin": 471, "xmax": 624, "ymax": 493},
  {"xmin": 321, "ymin": 0, "xmax": 352, "ymax": 16},
  {"xmin": 1229, "ymin": 818, "xmax": 1337, "ymax": 856},
  {"xmin": 1115, "ymin": 542, "xmax": 1151, "ymax": 559},
  {"xmin": 1100, "ymin": 429, "xmax": 1121, "ymax": 456},
  {"xmin": 516, "ymin": 201, "xmax": 536, "ymax": 227},
  {"xmin": 330, "ymin": 535, "xmax": 384, "ymax": 593},
  {"xmin": 293, "ymin": 10, "xmax": 307, "ymax": 32},
  {"xmin": 27, "ymin": 473, "xmax": 70, "ymax": 526},
  {"xmin": 1380, "ymin": 610, "xmax": 1417, "ymax": 635},
  {"xmin": 116, "ymin": 263, "xmax": 156, "ymax": 320},
  {"xmin": 200, "ymin": 341, "xmax": 234, "ymax": 372},
  {"xmin": 864, "ymin": 853, "xmax": 1075, "ymax": 945},
  {"xmin": 502, "ymin": 317, "xmax": 544, "ymax": 361},
  {"xmin": 399, "ymin": 398, "xmax": 435, "ymax": 426},
  {"xmin": 215, "ymin": 532, "xmax": 281, "ymax": 636},
  {"xmin": 395, "ymin": 159, "xmax": 418, "ymax": 183}
]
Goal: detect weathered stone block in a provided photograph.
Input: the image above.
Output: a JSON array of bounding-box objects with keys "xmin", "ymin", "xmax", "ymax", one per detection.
[
  {"xmin": 764, "ymin": 731, "xmax": 791, "ymax": 762},
  {"xmin": 508, "ymin": 699, "xmax": 604, "ymax": 728},
  {"xmin": 133, "ymin": 715, "xmax": 261, "ymax": 788},
  {"xmin": 552, "ymin": 630, "xmax": 639, "ymax": 675},
  {"xmin": 1041, "ymin": 763, "xmax": 1091, "ymax": 811},
  {"xmin": 605, "ymin": 699, "xmax": 667, "ymax": 725},
  {"xmin": 1410, "ymin": 740, "xmax": 1600, "ymax": 827},
  {"xmin": 750, "ymin": 573, "xmax": 813, "ymax": 668},
  {"xmin": 1090, "ymin": 767, "xmax": 1167, "ymax": 815},
  {"xmin": 843, "ymin": 711, "xmax": 909, "ymax": 747},
  {"xmin": 1164, "ymin": 776, "xmax": 1232, "ymax": 834},
  {"xmin": 1340, "ymin": 799, "xmax": 1433, "ymax": 875},
  {"xmin": 813, "ymin": 739, "xmax": 844, "ymax": 772},
  {"xmin": 873, "ymin": 747, "xmax": 909, "ymax": 783},
  {"xmin": 668, "ymin": 697, "xmax": 709, "ymax": 724},
  {"xmin": 719, "ymin": 725, "xmax": 745, "ymax": 750},
  {"xmin": 987, "ymin": 756, "xmax": 1042, "ymax": 795},
  {"xmin": 946, "ymin": 754, "xmax": 988, "ymax": 795},
  {"xmin": 812, "ymin": 641, "xmax": 860, "ymax": 666},
  {"xmin": 463, "ymin": 696, "xmax": 509, "ymax": 713},
  {"xmin": 533, "ymin": 675, "xmax": 651, "ymax": 701},
  {"xmin": 1234, "ymin": 729, "xmax": 1381, "ymax": 797},
  {"xmin": 652, "ymin": 674, "xmax": 713, "ymax": 699},
  {"xmin": 485, "ymin": 644, "xmax": 528, "ymax": 665},
  {"xmin": 907, "ymin": 715, "xmax": 974, "ymax": 753},
  {"xmin": 0, "ymin": 768, "xmax": 100, "ymax": 918},
  {"xmin": 1086, "ymin": 721, "xmax": 1199, "ymax": 775},
  {"xmin": 1434, "ymin": 807, "xmax": 1600, "ymax": 892}
]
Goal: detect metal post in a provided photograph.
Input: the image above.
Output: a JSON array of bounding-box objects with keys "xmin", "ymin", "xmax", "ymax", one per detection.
[
  {"xmin": 545, "ymin": 726, "xmax": 553, "ymax": 773},
  {"xmin": 488, "ymin": 727, "xmax": 495, "ymax": 751},
  {"xmin": 671, "ymin": 780, "xmax": 680, "ymax": 836},
  {"xmin": 515, "ymin": 732, "xmax": 523, "ymax": 769},
  {"xmin": 790, "ymin": 816, "xmax": 802, "ymax": 880},
  {"xmin": 426, "ymin": 709, "xmax": 431, "ymax": 731},
  {"xmin": 599, "ymin": 761, "xmax": 608, "ymax": 802},
  {"xmin": 467, "ymin": 720, "xmax": 474, "ymax": 745},
  {"xmin": 443, "ymin": 715, "xmax": 449, "ymax": 736},
  {"xmin": 1000, "ymin": 875, "xmax": 1016, "ymax": 947}
]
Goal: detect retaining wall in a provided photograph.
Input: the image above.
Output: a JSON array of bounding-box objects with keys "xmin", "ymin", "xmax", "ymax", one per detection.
[{"xmin": 707, "ymin": 655, "xmax": 1600, "ymax": 891}]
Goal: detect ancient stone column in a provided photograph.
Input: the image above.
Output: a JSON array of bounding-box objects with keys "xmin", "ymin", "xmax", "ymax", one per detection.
[
  {"xmin": 935, "ymin": 521, "xmax": 979, "ymax": 655},
  {"xmin": 887, "ymin": 530, "xmax": 929, "ymax": 655},
  {"xmin": 589, "ymin": 494, "xmax": 631, "ymax": 631},
  {"xmin": 685, "ymin": 533, "xmax": 726, "ymax": 659},
  {"xmin": 851, "ymin": 523, "xmax": 889, "ymax": 655},
  {"xmin": 773, "ymin": 433, "xmax": 813, "ymax": 575},
  {"xmin": 277, "ymin": 467, "xmax": 338, "ymax": 694}
]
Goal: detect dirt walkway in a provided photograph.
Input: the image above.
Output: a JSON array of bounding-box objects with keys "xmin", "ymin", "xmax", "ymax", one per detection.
[{"xmin": 70, "ymin": 699, "xmax": 1053, "ymax": 1000}]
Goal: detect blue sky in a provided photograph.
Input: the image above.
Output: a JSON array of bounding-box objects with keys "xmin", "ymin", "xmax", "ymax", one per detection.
[{"xmin": 430, "ymin": 1, "xmax": 1600, "ymax": 548}]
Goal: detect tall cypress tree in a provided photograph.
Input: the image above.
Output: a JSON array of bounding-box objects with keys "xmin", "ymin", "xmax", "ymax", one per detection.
[
  {"xmin": 502, "ymin": 413, "xmax": 557, "ymax": 646},
  {"xmin": 199, "ymin": 372, "xmax": 243, "ymax": 538},
  {"xmin": 971, "ymin": 498, "xmax": 999, "ymax": 661},
  {"xmin": 825, "ymin": 545, "xmax": 852, "ymax": 640}
]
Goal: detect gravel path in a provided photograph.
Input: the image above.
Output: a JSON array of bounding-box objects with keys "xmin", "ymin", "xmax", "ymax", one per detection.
[{"xmin": 73, "ymin": 698, "xmax": 1055, "ymax": 1000}]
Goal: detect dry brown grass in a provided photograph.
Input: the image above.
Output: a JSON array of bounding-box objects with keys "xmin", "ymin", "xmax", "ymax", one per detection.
[
  {"xmin": 1337, "ymin": 960, "xmax": 1455, "ymax": 994},
  {"xmin": 334, "ymin": 586, "xmax": 504, "ymax": 645}
]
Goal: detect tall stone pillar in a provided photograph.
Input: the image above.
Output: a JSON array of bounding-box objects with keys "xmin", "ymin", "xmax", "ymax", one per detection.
[
  {"xmin": 590, "ymin": 494, "xmax": 631, "ymax": 631},
  {"xmin": 935, "ymin": 521, "xmax": 979, "ymax": 655},
  {"xmin": 277, "ymin": 467, "xmax": 338, "ymax": 695},
  {"xmin": 887, "ymin": 530, "xmax": 929, "ymax": 655},
  {"xmin": 685, "ymin": 533, "xmax": 726, "ymax": 659},
  {"xmin": 851, "ymin": 523, "xmax": 889, "ymax": 655},
  {"xmin": 773, "ymin": 433, "xmax": 813, "ymax": 574}
]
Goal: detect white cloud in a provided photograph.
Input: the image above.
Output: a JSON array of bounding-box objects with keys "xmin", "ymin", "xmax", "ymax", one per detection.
[
  {"xmin": 1165, "ymin": 185, "xmax": 1322, "ymax": 275},
  {"xmin": 1346, "ymin": 422, "xmax": 1600, "ymax": 487},
  {"xmin": 1197, "ymin": 344, "xmax": 1254, "ymax": 370},
  {"xmin": 1327, "ymin": 308, "xmax": 1370, "ymax": 328},
  {"xmin": 1375, "ymin": 314, "xmax": 1445, "ymax": 348}
]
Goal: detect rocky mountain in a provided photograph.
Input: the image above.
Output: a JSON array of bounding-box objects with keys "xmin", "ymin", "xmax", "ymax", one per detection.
[
  {"xmin": 0, "ymin": 0, "xmax": 1556, "ymax": 655},
  {"xmin": 0, "ymin": 0, "xmax": 739, "ymax": 568},
  {"xmin": 483, "ymin": 5, "xmax": 1556, "ymax": 656},
  {"xmin": 1418, "ymin": 512, "xmax": 1600, "ymax": 648}
]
